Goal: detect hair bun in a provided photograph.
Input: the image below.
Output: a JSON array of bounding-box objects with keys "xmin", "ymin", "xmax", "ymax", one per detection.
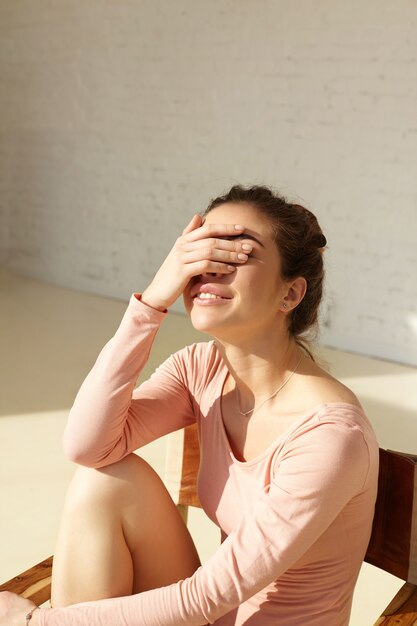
[
  {"xmin": 314, "ymin": 233, "xmax": 327, "ymax": 249},
  {"xmin": 292, "ymin": 204, "xmax": 327, "ymax": 249}
]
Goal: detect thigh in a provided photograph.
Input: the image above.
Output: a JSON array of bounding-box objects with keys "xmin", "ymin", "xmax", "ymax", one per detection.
[
  {"xmin": 52, "ymin": 453, "xmax": 201, "ymax": 602},
  {"xmin": 116, "ymin": 453, "xmax": 201, "ymax": 593}
]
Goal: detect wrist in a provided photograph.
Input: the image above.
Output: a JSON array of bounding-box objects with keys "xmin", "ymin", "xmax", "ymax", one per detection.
[
  {"xmin": 26, "ymin": 606, "xmax": 41, "ymax": 626},
  {"xmin": 141, "ymin": 287, "xmax": 170, "ymax": 312},
  {"xmin": 30, "ymin": 611, "xmax": 41, "ymax": 626}
]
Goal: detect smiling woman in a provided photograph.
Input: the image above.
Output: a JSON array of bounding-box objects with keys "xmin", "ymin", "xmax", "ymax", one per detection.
[
  {"xmin": 197, "ymin": 186, "xmax": 327, "ymax": 354},
  {"xmin": 184, "ymin": 199, "xmax": 310, "ymax": 352},
  {"xmin": 0, "ymin": 185, "xmax": 379, "ymax": 626}
]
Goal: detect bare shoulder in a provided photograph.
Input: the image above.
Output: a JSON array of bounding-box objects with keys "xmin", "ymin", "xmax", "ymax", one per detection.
[{"xmin": 298, "ymin": 356, "xmax": 361, "ymax": 410}]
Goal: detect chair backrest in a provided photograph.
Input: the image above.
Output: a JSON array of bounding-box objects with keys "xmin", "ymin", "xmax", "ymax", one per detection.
[
  {"xmin": 164, "ymin": 423, "xmax": 201, "ymax": 509},
  {"xmin": 364, "ymin": 448, "xmax": 417, "ymax": 583}
]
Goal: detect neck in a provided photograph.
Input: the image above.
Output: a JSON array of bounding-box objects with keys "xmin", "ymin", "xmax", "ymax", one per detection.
[{"xmin": 214, "ymin": 326, "xmax": 301, "ymax": 409}]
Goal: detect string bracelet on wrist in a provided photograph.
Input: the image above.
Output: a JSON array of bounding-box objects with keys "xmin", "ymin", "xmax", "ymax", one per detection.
[{"xmin": 26, "ymin": 606, "xmax": 40, "ymax": 625}]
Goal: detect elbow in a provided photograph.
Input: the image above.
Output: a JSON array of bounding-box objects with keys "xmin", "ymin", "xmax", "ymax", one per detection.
[
  {"xmin": 63, "ymin": 443, "xmax": 94, "ymax": 468},
  {"xmin": 62, "ymin": 431, "xmax": 98, "ymax": 468},
  {"xmin": 62, "ymin": 429, "xmax": 121, "ymax": 469}
]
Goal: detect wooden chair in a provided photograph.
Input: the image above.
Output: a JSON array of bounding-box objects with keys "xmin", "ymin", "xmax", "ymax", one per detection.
[
  {"xmin": 1, "ymin": 425, "xmax": 417, "ymax": 625},
  {"xmin": 364, "ymin": 448, "xmax": 417, "ymax": 624}
]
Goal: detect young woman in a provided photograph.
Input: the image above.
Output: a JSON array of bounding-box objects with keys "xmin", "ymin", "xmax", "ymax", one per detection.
[{"xmin": 1, "ymin": 185, "xmax": 379, "ymax": 625}]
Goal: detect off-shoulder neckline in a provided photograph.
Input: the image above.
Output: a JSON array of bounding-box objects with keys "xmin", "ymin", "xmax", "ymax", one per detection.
[{"xmin": 217, "ymin": 363, "xmax": 366, "ymax": 466}]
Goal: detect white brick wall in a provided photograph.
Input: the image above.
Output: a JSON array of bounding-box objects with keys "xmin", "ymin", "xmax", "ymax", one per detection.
[{"xmin": 0, "ymin": 1, "xmax": 416, "ymax": 365}]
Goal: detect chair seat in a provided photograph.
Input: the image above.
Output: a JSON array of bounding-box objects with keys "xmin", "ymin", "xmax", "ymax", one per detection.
[
  {"xmin": 373, "ymin": 582, "xmax": 417, "ymax": 625},
  {"xmin": 0, "ymin": 556, "xmax": 53, "ymax": 606}
]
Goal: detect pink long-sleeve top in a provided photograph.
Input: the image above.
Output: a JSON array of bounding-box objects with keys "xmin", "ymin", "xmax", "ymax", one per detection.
[{"xmin": 39, "ymin": 294, "xmax": 379, "ymax": 626}]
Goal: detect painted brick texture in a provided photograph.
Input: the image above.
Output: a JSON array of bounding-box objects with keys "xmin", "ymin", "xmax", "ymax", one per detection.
[{"xmin": 0, "ymin": 1, "xmax": 416, "ymax": 365}]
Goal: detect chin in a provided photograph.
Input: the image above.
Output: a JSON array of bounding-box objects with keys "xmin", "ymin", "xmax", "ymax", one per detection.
[
  {"xmin": 190, "ymin": 310, "xmax": 241, "ymax": 343},
  {"xmin": 189, "ymin": 309, "xmax": 219, "ymax": 335}
]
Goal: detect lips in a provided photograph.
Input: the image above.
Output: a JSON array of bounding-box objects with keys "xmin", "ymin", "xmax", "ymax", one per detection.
[{"xmin": 190, "ymin": 282, "xmax": 233, "ymax": 301}]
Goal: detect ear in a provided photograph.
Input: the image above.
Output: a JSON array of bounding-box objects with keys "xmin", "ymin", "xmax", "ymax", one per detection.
[{"xmin": 280, "ymin": 277, "xmax": 307, "ymax": 312}]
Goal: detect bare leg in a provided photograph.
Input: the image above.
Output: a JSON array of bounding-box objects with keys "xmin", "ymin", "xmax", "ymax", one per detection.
[{"xmin": 51, "ymin": 453, "xmax": 201, "ymax": 607}]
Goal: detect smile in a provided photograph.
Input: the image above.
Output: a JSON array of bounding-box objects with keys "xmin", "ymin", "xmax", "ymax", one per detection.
[
  {"xmin": 197, "ymin": 293, "xmax": 223, "ymax": 300},
  {"xmin": 193, "ymin": 293, "xmax": 232, "ymax": 305}
]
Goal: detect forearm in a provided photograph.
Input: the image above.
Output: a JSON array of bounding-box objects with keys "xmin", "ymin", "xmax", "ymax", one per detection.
[
  {"xmin": 63, "ymin": 293, "xmax": 166, "ymax": 467},
  {"xmin": 37, "ymin": 583, "xmax": 206, "ymax": 626}
]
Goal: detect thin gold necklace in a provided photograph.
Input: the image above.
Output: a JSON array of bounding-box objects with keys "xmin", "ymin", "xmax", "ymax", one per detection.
[{"xmin": 235, "ymin": 353, "xmax": 304, "ymax": 417}]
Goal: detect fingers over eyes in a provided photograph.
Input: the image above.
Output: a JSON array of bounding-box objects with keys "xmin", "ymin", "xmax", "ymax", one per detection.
[
  {"xmin": 184, "ymin": 223, "xmax": 245, "ymax": 242},
  {"xmin": 183, "ymin": 247, "xmax": 248, "ymax": 264},
  {"xmin": 184, "ymin": 237, "xmax": 245, "ymax": 253}
]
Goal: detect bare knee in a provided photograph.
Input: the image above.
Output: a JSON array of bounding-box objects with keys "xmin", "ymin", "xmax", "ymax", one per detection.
[
  {"xmin": 63, "ymin": 453, "xmax": 184, "ymax": 549},
  {"xmin": 54, "ymin": 453, "xmax": 200, "ymax": 599},
  {"xmin": 65, "ymin": 453, "xmax": 164, "ymax": 513}
]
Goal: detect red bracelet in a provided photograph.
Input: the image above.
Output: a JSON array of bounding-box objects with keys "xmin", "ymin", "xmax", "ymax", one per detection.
[{"xmin": 26, "ymin": 606, "xmax": 39, "ymax": 625}]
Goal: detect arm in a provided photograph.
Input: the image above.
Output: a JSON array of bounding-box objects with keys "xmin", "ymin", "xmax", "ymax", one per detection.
[
  {"xmin": 38, "ymin": 419, "xmax": 375, "ymax": 625},
  {"xmin": 64, "ymin": 215, "xmax": 253, "ymax": 468},
  {"xmin": 63, "ymin": 293, "xmax": 197, "ymax": 468}
]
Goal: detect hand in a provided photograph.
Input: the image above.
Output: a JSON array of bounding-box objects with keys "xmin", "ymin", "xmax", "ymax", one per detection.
[
  {"xmin": 142, "ymin": 214, "xmax": 251, "ymax": 310},
  {"xmin": 0, "ymin": 591, "xmax": 38, "ymax": 626}
]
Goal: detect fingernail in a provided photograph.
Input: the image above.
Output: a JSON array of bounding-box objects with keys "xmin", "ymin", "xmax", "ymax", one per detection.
[
  {"xmin": 234, "ymin": 224, "xmax": 245, "ymax": 230},
  {"xmin": 238, "ymin": 253, "xmax": 248, "ymax": 261},
  {"xmin": 228, "ymin": 265, "xmax": 236, "ymax": 271},
  {"xmin": 241, "ymin": 244, "xmax": 252, "ymax": 252}
]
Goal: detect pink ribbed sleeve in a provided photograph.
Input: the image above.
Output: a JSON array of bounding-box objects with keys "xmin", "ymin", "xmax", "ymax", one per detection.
[{"xmin": 62, "ymin": 293, "xmax": 196, "ymax": 468}]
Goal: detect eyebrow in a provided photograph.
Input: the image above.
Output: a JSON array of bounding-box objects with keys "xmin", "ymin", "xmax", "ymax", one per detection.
[{"xmin": 222, "ymin": 233, "xmax": 265, "ymax": 247}]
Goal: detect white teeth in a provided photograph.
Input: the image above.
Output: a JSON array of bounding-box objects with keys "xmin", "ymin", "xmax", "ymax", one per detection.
[{"xmin": 196, "ymin": 292, "xmax": 222, "ymax": 300}]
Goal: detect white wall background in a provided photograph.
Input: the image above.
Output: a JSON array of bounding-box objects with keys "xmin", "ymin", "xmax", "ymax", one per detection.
[{"xmin": 0, "ymin": 0, "xmax": 416, "ymax": 365}]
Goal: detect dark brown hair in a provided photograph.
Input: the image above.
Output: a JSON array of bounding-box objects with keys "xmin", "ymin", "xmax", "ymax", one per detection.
[{"xmin": 203, "ymin": 184, "xmax": 327, "ymax": 356}]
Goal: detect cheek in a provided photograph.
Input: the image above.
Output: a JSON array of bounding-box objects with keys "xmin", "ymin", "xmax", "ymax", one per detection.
[
  {"xmin": 238, "ymin": 273, "xmax": 270, "ymax": 305},
  {"xmin": 242, "ymin": 267, "xmax": 283, "ymax": 307},
  {"xmin": 239, "ymin": 264, "xmax": 274, "ymax": 289},
  {"xmin": 233, "ymin": 265, "xmax": 258, "ymax": 290}
]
